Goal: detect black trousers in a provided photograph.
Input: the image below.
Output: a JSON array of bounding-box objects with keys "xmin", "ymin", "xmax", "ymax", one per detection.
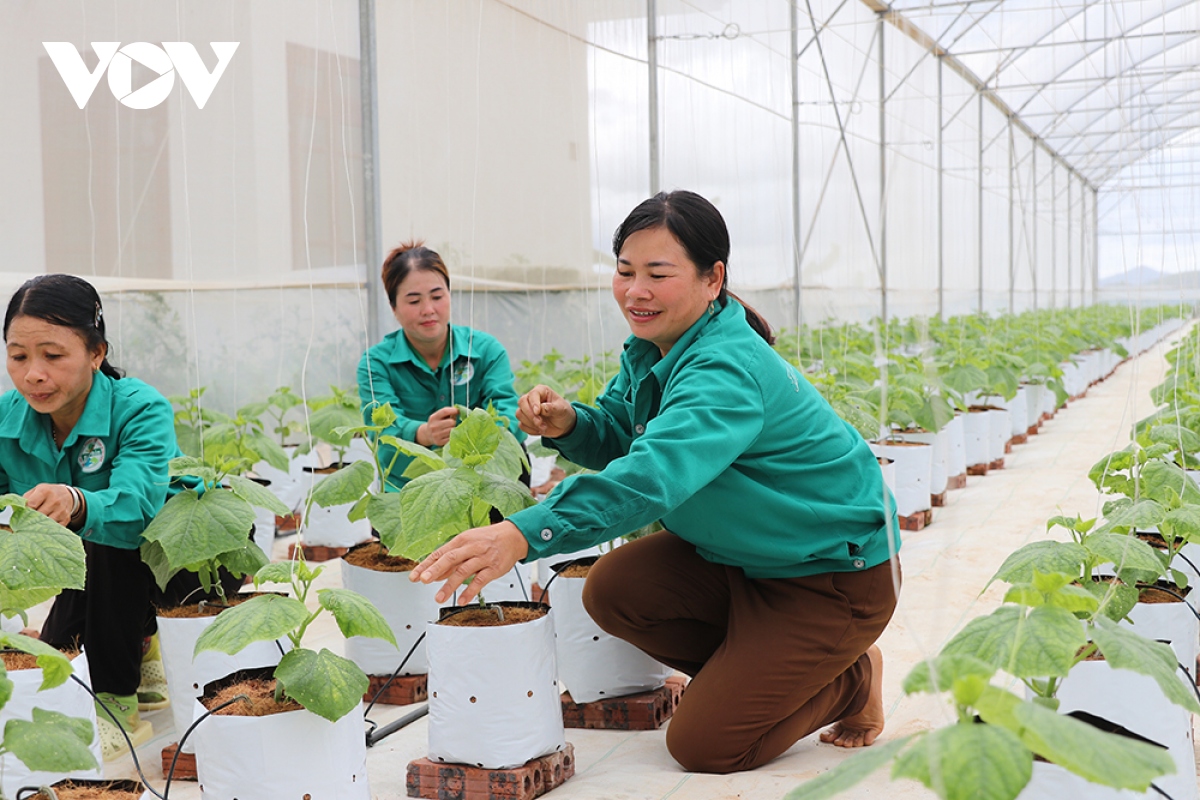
[{"xmin": 40, "ymin": 540, "xmax": 245, "ymax": 696}]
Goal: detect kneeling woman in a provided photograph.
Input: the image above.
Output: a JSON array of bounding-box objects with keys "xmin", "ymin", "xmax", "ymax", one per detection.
[
  {"xmin": 412, "ymin": 191, "xmax": 902, "ymax": 773},
  {"xmin": 1, "ymin": 275, "xmax": 176, "ymax": 760}
]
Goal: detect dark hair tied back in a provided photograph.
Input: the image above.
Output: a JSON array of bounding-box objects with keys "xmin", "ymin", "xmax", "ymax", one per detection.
[
  {"xmin": 3, "ymin": 274, "xmax": 123, "ymax": 379},
  {"xmin": 612, "ymin": 190, "xmax": 774, "ymax": 345},
  {"xmin": 381, "ymin": 240, "xmax": 451, "ymax": 307}
]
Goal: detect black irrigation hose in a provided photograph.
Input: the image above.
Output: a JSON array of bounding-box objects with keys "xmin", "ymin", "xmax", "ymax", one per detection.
[
  {"xmin": 514, "ymin": 565, "xmax": 530, "ymax": 602},
  {"xmin": 1151, "ymin": 783, "xmax": 1176, "ymax": 800},
  {"xmin": 536, "ymin": 565, "xmax": 562, "ymax": 606},
  {"xmin": 68, "ymin": 673, "xmax": 167, "ymax": 800},
  {"xmin": 163, "ymin": 693, "xmax": 250, "ymax": 800},
  {"xmin": 1172, "ymin": 549, "xmax": 1200, "ymax": 578},
  {"xmin": 363, "ymin": 631, "xmax": 426, "ymax": 724}
]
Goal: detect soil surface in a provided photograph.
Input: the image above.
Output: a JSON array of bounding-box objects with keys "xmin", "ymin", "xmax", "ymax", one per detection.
[
  {"xmin": 2, "ymin": 647, "xmax": 79, "ymax": 670},
  {"xmin": 29, "ymin": 783, "xmax": 143, "ymax": 799},
  {"xmin": 558, "ymin": 563, "xmax": 591, "ymax": 579},
  {"xmin": 438, "ymin": 605, "xmax": 549, "ymax": 628},
  {"xmin": 202, "ymin": 677, "xmax": 303, "ymax": 717},
  {"xmin": 158, "ymin": 592, "xmax": 273, "ymax": 619},
  {"xmin": 344, "ymin": 541, "xmax": 417, "ymax": 572}
]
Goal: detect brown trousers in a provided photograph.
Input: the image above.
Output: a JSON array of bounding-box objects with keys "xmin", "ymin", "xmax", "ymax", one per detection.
[{"xmin": 583, "ymin": 531, "xmax": 900, "ymax": 774}]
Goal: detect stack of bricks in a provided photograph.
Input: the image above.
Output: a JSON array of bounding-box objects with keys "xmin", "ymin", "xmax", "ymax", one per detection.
[
  {"xmin": 407, "ymin": 743, "xmax": 575, "ymax": 800},
  {"xmin": 364, "ymin": 673, "xmax": 427, "ymax": 705},
  {"xmin": 897, "ymin": 509, "xmax": 933, "ymax": 532},
  {"xmin": 561, "ymin": 675, "xmax": 687, "ymax": 730},
  {"xmin": 161, "ymin": 744, "xmax": 197, "ymax": 781}
]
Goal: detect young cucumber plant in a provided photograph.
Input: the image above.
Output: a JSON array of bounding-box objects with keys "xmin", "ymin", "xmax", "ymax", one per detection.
[
  {"xmin": 785, "ymin": 537, "xmax": 1197, "ymax": 800},
  {"xmin": 140, "ymin": 455, "xmax": 291, "ymax": 601},
  {"xmin": 0, "ymin": 495, "xmax": 97, "ymax": 784},
  {"xmin": 193, "ymin": 556, "xmax": 396, "ymax": 722},
  {"xmin": 298, "ymin": 385, "xmax": 363, "ymax": 465},
  {"xmin": 306, "ymin": 404, "xmax": 534, "ymax": 566}
]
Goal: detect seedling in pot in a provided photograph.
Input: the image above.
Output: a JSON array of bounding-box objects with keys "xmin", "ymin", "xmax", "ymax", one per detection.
[
  {"xmin": 140, "ymin": 455, "xmax": 290, "ymax": 602},
  {"xmin": 193, "ymin": 554, "xmax": 397, "ymax": 722},
  {"xmin": 0, "ymin": 495, "xmax": 96, "ymax": 788},
  {"xmin": 262, "ymin": 385, "xmax": 304, "ymax": 447},
  {"xmin": 298, "ymin": 385, "xmax": 363, "ymax": 466}
]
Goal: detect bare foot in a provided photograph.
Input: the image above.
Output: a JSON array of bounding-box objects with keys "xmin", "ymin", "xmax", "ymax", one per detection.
[{"xmin": 820, "ymin": 645, "xmax": 884, "ymax": 748}]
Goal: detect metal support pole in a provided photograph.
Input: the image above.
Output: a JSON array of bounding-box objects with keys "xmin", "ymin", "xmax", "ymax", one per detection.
[
  {"xmin": 978, "ymin": 92, "xmax": 984, "ymax": 314},
  {"xmin": 1092, "ymin": 188, "xmax": 1099, "ymax": 306},
  {"xmin": 1066, "ymin": 171, "xmax": 1073, "ymax": 309},
  {"xmin": 879, "ymin": 15, "xmax": 887, "ymax": 325},
  {"xmin": 1032, "ymin": 145, "xmax": 1038, "ymax": 312},
  {"xmin": 1080, "ymin": 177, "xmax": 1086, "ymax": 307},
  {"xmin": 1051, "ymin": 160, "xmax": 1056, "ymax": 309},
  {"xmin": 791, "ymin": 0, "xmax": 802, "ymax": 329},
  {"xmin": 359, "ymin": 0, "xmax": 384, "ymax": 343},
  {"xmin": 1008, "ymin": 119, "xmax": 1014, "ymax": 314},
  {"xmin": 937, "ymin": 57, "xmax": 944, "ymax": 319},
  {"xmin": 648, "ymin": 0, "xmax": 660, "ymax": 196}
]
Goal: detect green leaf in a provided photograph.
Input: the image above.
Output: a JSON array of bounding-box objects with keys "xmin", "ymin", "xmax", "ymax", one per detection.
[
  {"xmin": 0, "ymin": 633, "xmax": 75, "ymax": 690},
  {"xmin": 229, "ymin": 475, "xmax": 290, "ymax": 516},
  {"xmin": 1084, "ymin": 533, "xmax": 1168, "ymax": 584},
  {"xmin": 0, "ymin": 586, "xmax": 61, "ymax": 618},
  {"xmin": 1148, "ymin": 423, "xmax": 1200, "ymax": 454},
  {"xmin": 369, "ymin": 403, "xmax": 398, "ymax": 429},
  {"xmin": 308, "ymin": 460, "xmax": 375, "ymax": 509},
  {"xmin": 140, "ymin": 540, "xmax": 178, "ymax": 591},
  {"xmin": 317, "ymin": 588, "xmax": 397, "ymax": 646},
  {"xmin": 972, "ymin": 684, "xmax": 1024, "ymax": 733},
  {"xmin": 1011, "ymin": 701, "xmax": 1175, "ymax": 791},
  {"xmin": 0, "ymin": 507, "xmax": 86, "ymax": 594},
  {"xmin": 782, "ymin": 734, "xmax": 916, "ymax": 800},
  {"xmin": 476, "ymin": 472, "xmax": 536, "ymax": 519},
  {"xmin": 247, "ymin": 433, "xmax": 291, "ymax": 473},
  {"xmin": 1140, "ymin": 458, "xmax": 1200, "ymax": 505},
  {"xmin": 194, "ymin": 594, "xmax": 310, "ymax": 657},
  {"xmin": 141, "ymin": 490, "xmax": 255, "ymax": 573},
  {"xmin": 394, "ymin": 439, "xmax": 447, "ymax": 476},
  {"xmin": 254, "ymin": 561, "xmax": 300, "ymax": 587},
  {"xmin": 274, "ymin": 648, "xmax": 368, "ymax": 722},
  {"xmin": 307, "ymin": 404, "xmax": 362, "ymax": 448},
  {"xmin": 990, "ymin": 541, "xmax": 1087, "ymax": 587},
  {"xmin": 482, "ymin": 431, "xmax": 529, "ymax": 482},
  {"xmin": 902, "ymin": 654, "xmax": 996, "ymax": 695},
  {"xmin": 446, "ymin": 408, "xmax": 501, "ymax": 463},
  {"xmin": 366, "ymin": 492, "xmax": 404, "ymax": 552},
  {"xmin": 395, "ymin": 468, "xmax": 478, "ymax": 560},
  {"xmin": 168, "ymin": 455, "xmax": 217, "ymax": 482},
  {"xmin": 4, "ymin": 708, "xmax": 97, "ymax": 774},
  {"xmin": 1096, "ymin": 500, "xmax": 1166, "ymax": 532},
  {"xmin": 891, "ymin": 723, "xmax": 1031, "ymax": 800},
  {"xmin": 942, "ymin": 605, "xmax": 1085, "ymax": 679},
  {"xmin": 1160, "ymin": 504, "xmax": 1200, "ymax": 544},
  {"xmin": 1080, "ymin": 579, "xmax": 1140, "ymax": 622},
  {"xmin": 1091, "ymin": 615, "xmax": 1200, "ymax": 714},
  {"xmin": 217, "ymin": 541, "xmax": 270, "ymax": 580}
]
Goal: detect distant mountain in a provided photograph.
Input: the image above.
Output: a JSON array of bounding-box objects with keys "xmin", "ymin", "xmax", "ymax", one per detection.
[{"xmin": 1099, "ymin": 267, "xmax": 1162, "ymax": 287}]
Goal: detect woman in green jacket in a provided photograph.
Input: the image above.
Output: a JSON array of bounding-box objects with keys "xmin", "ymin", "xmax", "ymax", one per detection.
[
  {"xmin": 358, "ymin": 240, "xmax": 525, "ymax": 488},
  {"xmin": 1, "ymin": 274, "xmax": 175, "ymax": 760},
  {"xmin": 413, "ymin": 191, "xmax": 901, "ymax": 774}
]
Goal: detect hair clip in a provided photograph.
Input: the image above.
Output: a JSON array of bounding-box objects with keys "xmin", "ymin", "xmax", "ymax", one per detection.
[{"xmin": 94, "ymin": 303, "xmax": 103, "ymax": 328}]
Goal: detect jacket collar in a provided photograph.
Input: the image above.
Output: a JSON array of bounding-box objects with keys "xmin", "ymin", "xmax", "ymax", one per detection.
[
  {"xmin": 623, "ymin": 298, "xmax": 740, "ymax": 385},
  {"xmin": 0, "ymin": 371, "xmax": 115, "ymax": 464},
  {"xmin": 386, "ymin": 325, "xmax": 473, "ymax": 374}
]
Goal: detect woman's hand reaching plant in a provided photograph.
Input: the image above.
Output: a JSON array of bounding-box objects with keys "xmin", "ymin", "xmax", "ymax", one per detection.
[
  {"xmin": 417, "ymin": 406, "xmax": 459, "ymax": 447},
  {"xmin": 412, "ymin": 520, "xmax": 530, "ymax": 604}
]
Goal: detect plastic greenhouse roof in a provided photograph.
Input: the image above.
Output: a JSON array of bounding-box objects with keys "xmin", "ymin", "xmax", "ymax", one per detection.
[{"xmin": 878, "ymin": 0, "xmax": 1200, "ymax": 187}]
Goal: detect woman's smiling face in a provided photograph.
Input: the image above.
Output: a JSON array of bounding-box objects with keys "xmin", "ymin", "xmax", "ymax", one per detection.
[
  {"xmin": 612, "ymin": 226, "xmax": 724, "ymax": 356},
  {"xmin": 6, "ymin": 315, "xmax": 103, "ymax": 421}
]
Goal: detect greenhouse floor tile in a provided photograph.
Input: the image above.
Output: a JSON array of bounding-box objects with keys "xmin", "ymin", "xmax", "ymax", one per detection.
[{"xmin": 26, "ymin": 323, "xmax": 1200, "ymax": 799}]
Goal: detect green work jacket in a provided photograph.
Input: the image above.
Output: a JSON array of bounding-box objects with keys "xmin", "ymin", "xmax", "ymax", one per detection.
[
  {"xmin": 358, "ymin": 324, "xmax": 525, "ymax": 487},
  {"xmin": 0, "ymin": 372, "xmax": 176, "ymax": 550},
  {"xmin": 509, "ymin": 300, "xmax": 899, "ymax": 579}
]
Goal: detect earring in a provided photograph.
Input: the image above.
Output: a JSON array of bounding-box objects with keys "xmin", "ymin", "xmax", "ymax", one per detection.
[{"xmin": 707, "ymin": 300, "xmax": 717, "ymax": 316}]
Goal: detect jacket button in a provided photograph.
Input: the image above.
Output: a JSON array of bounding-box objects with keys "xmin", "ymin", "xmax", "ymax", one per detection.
[
  {"xmin": 540, "ymin": 528, "xmax": 553, "ymax": 541},
  {"xmin": 634, "ymin": 424, "xmax": 645, "ymax": 434},
  {"xmin": 853, "ymin": 558, "xmax": 865, "ymax": 569},
  {"xmin": 439, "ymin": 395, "xmax": 446, "ymax": 402}
]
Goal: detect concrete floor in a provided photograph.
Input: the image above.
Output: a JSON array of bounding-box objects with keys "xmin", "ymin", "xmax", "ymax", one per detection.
[{"xmin": 41, "ymin": 322, "xmax": 1198, "ymax": 799}]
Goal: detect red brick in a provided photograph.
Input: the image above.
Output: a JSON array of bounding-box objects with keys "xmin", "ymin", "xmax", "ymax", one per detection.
[
  {"xmin": 530, "ymin": 582, "xmax": 550, "ymax": 605},
  {"xmin": 988, "ymin": 458, "xmax": 1005, "ymax": 471},
  {"xmin": 287, "ymin": 542, "xmax": 350, "ymax": 562},
  {"xmin": 1011, "ymin": 433, "xmax": 1028, "ymax": 445},
  {"xmin": 1026, "ymin": 425, "xmax": 1039, "ymax": 437},
  {"xmin": 275, "ymin": 512, "xmax": 301, "ymax": 533},
  {"xmin": 930, "ymin": 492, "xmax": 947, "ymax": 507},
  {"xmin": 966, "ymin": 464, "xmax": 988, "ymax": 476},
  {"xmin": 898, "ymin": 509, "xmax": 931, "ymax": 532},
  {"xmin": 561, "ymin": 676, "xmax": 686, "ymax": 731},
  {"xmin": 365, "ymin": 673, "xmax": 427, "ymax": 706},
  {"xmin": 946, "ymin": 473, "xmax": 967, "ymax": 490},
  {"xmin": 407, "ymin": 743, "xmax": 574, "ymax": 800},
  {"xmin": 1004, "ymin": 440, "xmax": 1013, "ymax": 454},
  {"xmin": 161, "ymin": 743, "xmax": 197, "ymax": 781}
]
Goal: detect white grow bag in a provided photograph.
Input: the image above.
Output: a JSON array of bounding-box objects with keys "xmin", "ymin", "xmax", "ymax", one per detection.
[
  {"xmin": 553, "ymin": 564, "xmax": 673, "ymax": 704},
  {"xmin": 1055, "ymin": 653, "xmax": 1197, "ymax": 800},
  {"xmin": 427, "ymin": 607, "xmax": 565, "ymax": 769},
  {"xmin": 341, "ymin": 557, "xmax": 444, "ymax": 676},
  {"xmin": 986, "ymin": 408, "xmax": 1010, "ymax": 462},
  {"xmin": 1023, "ymin": 383, "xmax": 1043, "ymax": 431},
  {"xmin": 193, "ymin": 695, "xmax": 370, "ymax": 799},
  {"xmin": 302, "ymin": 500, "xmax": 373, "ymax": 548},
  {"xmin": 1017, "ymin": 756, "xmax": 1161, "ymax": 799},
  {"xmin": 897, "ymin": 429, "xmax": 948, "ymax": 495},
  {"xmin": 1005, "ymin": 388, "xmax": 1029, "ymax": 438},
  {"xmin": 868, "ymin": 441, "xmax": 931, "ymax": 518},
  {"xmin": 0, "ymin": 652, "xmax": 102, "ymax": 796},
  {"xmin": 961, "ymin": 411, "xmax": 991, "ymax": 469},
  {"xmin": 877, "ymin": 458, "xmax": 896, "ymax": 496},
  {"xmin": 944, "ymin": 414, "xmax": 966, "ymax": 479},
  {"xmin": 158, "ymin": 612, "xmax": 286, "ymax": 755}
]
